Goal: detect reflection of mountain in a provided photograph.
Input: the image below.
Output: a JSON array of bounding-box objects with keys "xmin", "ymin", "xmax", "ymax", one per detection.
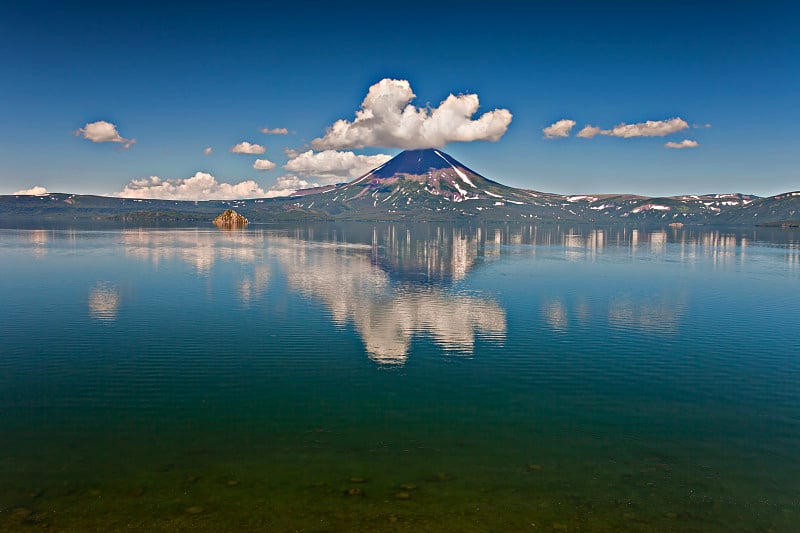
[
  {"xmin": 115, "ymin": 226, "xmax": 506, "ymax": 363},
  {"xmin": 273, "ymin": 240, "xmax": 506, "ymax": 364},
  {"xmin": 111, "ymin": 224, "xmax": 795, "ymax": 359},
  {"xmin": 369, "ymin": 225, "xmax": 479, "ymax": 283}
]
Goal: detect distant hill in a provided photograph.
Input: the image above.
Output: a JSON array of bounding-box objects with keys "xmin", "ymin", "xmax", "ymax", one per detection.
[{"xmin": 1, "ymin": 149, "xmax": 798, "ymax": 225}]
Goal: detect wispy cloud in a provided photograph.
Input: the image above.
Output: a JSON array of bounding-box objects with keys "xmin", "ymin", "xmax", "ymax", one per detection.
[
  {"xmin": 311, "ymin": 78, "xmax": 512, "ymax": 150},
  {"xmin": 577, "ymin": 118, "xmax": 689, "ymax": 139},
  {"xmin": 606, "ymin": 118, "xmax": 689, "ymax": 138},
  {"xmin": 665, "ymin": 139, "xmax": 699, "ymax": 149},
  {"xmin": 230, "ymin": 141, "xmax": 266, "ymax": 154},
  {"xmin": 261, "ymin": 127, "xmax": 288, "ymax": 135},
  {"xmin": 542, "ymin": 119, "xmax": 576, "ymax": 139},
  {"xmin": 74, "ymin": 120, "xmax": 136, "ymax": 149},
  {"xmin": 253, "ymin": 158, "xmax": 276, "ymax": 170},
  {"xmin": 114, "ymin": 172, "xmax": 266, "ymax": 200},
  {"xmin": 284, "ymin": 150, "xmax": 392, "ymax": 184},
  {"xmin": 203, "ymin": 147, "xmax": 213, "ymax": 155},
  {"xmin": 14, "ymin": 185, "xmax": 48, "ymax": 195}
]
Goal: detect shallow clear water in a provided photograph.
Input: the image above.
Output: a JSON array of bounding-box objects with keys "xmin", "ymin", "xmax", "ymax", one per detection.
[{"xmin": 1, "ymin": 223, "xmax": 799, "ymax": 531}]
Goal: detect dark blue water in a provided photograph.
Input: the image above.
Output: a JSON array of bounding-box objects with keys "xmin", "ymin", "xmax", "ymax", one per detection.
[{"xmin": 1, "ymin": 223, "xmax": 798, "ymax": 531}]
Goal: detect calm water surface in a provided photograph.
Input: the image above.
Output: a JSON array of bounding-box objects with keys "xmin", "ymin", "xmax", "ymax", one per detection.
[{"xmin": 1, "ymin": 223, "xmax": 799, "ymax": 531}]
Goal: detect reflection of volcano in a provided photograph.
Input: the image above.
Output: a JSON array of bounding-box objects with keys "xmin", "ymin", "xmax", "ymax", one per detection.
[
  {"xmin": 370, "ymin": 225, "xmax": 479, "ymax": 283},
  {"xmin": 273, "ymin": 239, "xmax": 506, "ymax": 364}
]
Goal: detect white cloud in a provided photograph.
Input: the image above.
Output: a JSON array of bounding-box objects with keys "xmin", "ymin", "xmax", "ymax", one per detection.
[
  {"xmin": 542, "ymin": 119, "xmax": 576, "ymax": 139},
  {"xmin": 265, "ymin": 175, "xmax": 315, "ymax": 197},
  {"xmin": 261, "ymin": 127, "xmax": 288, "ymax": 135},
  {"xmin": 284, "ymin": 150, "xmax": 392, "ymax": 184},
  {"xmin": 607, "ymin": 118, "xmax": 689, "ymax": 138},
  {"xmin": 665, "ymin": 139, "xmax": 699, "ymax": 149},
  {"xmin": 253, "ymin": 158, "xmax": 277, "ymax": 170},
  {"xmin": 203, "ymin": 147, "xmax": 213, "ymax": 155},
  {"xmin": 577, "ymin": 118, "xmax": 689, "ymax": 139},
  {"xmin": 693, "ymin": 123, "xmax": 712, "ymax": 129},
  {"xmin": 230, "ymin": 141, "xmax": 266, "ymax": 154},
  {"xmin": 14, "ymin": 185, "xmax": 48, "ymax": 195},
  {"xmin": 114, "ymin": 172, "xmax": 267, "ymax": 200},
  {"xmin": 74, "ymin": 120, "xmax": 136, "ymax": 149},
  {"xmin": 577, "ymin": 125, "xmax": 604, "ymax": 139},
  {"xmin": 311, "ymin": 78, "xmax": 512, "ymax": 150}
]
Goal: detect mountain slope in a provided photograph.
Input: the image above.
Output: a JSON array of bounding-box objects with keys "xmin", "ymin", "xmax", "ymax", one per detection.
[{"xmin": 1, "ymin": 149, "xmax": 798, "ymax": 225}]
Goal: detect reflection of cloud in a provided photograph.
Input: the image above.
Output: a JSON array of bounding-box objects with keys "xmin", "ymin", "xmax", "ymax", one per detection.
[
  {"xmin": 89, "ymin": 282, "xmax": 121, "ymax": 321},
  {"xmin": 542, "ymin": 292, "xmax": 688, "ymax": 335},
  {"xmin": 121, "ymin": 230, "xmax": 270, "ymax": 304},
  {"xmin": 274, "ymin": 240, "xmax": 505, "ymax": 364},
  {"xmin": 24, "ymin": 229, "xmax": 49, "ymax": 259},
  {"xmin": 542, "ymin": 299, "xmax": 568, "ymax": 332},
  {"xmin": 608, "ymin": 293, "xmax": 688, "ymax": 334},
  {"xmin": 787, "ymin": 242, "xmax": 799, "ymax": 274},
  {"xmin": 121, "ymin": 229, "xmax": 265, "ymax": 273},
  {"xmin": 237, "ymin": 265, "xmax": 270, "ymax": 305}
]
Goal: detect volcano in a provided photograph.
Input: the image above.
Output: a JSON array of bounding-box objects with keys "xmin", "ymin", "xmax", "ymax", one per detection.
[{"xmin": 330, "ymin": 148, "xmax": 539, "ymax": 207}]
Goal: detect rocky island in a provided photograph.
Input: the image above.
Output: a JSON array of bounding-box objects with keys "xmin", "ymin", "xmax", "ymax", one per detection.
[{"xmin": 213, "ymin": 209, "xmax": 249, "ymax": 228}]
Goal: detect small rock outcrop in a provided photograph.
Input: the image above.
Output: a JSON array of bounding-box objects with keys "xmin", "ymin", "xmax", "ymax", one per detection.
[{"xmin": 213, "ymin": 209, "xmax": 249, "ymax": 227}]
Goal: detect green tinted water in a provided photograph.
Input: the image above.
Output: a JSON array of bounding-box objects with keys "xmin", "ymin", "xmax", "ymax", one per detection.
[{"xmin": 1, "ymin": 223, "xmax": 798, "ymax": 531}]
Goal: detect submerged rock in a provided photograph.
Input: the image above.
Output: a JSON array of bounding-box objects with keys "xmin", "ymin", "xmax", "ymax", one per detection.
[
  {"xmin": 213, "ymin": 209, "xmax": 249, "ymax": 228},
  {"xmin": 10, "ymin": 508, "xmax": 33, "ymax": 521}
]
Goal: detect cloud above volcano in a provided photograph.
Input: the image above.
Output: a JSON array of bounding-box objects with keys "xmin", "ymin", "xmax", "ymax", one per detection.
[{"xmin": 311, "ymin": 78, "xmax": 512, "ymax": 150}]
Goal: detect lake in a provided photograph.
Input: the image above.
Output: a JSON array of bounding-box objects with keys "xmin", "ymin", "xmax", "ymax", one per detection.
[{"xmin": 1, "ymin": 223, "xmax": 798, "ymax": 531}]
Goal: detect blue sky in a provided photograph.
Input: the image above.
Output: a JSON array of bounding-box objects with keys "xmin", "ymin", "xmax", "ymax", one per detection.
[{"xmin": 1, "ymin": 1, "xmax": 797, "ymax": 198}]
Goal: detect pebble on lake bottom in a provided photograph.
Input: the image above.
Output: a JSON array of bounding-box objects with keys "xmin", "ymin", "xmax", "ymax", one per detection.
[
  {"xmin": 11, "ymin": 508, "xmax": 33, "ymax": 521},
  {"xmin": 349, "ymin": 477, "xmax": 366, "ymax": 483},
  {"xmin": 394, "ymin": 492, "xmax": 411, "ymax": 500},
  {"xmin": 399, "ymin": 483, "xmax": 417, "ymax": 491},
  {"xmin": 185, "ymin": 506, "xmax": 204, "ymax": 515},
  {"xmin": 226, "ymin": 479, "xmax": 239, "ymax": 486},
  {"xmin": 344, "ymin": 487, "xmax": 363, "ymax": 496}
]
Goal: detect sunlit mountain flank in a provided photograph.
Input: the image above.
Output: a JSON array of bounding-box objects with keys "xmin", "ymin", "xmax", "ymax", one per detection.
[{"xmin": 2, "ymin": 148, "xmax": 798, "ymax": 224}]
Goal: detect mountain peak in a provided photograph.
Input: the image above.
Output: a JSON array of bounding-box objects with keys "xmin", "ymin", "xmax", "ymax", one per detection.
[
  {"xmin": 357, "ymin": 148, "xmax": 479, "ymax": 181},
  {"xmin": 333, "ymin": 147, "xmax": 529, "ymax": 207}
]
